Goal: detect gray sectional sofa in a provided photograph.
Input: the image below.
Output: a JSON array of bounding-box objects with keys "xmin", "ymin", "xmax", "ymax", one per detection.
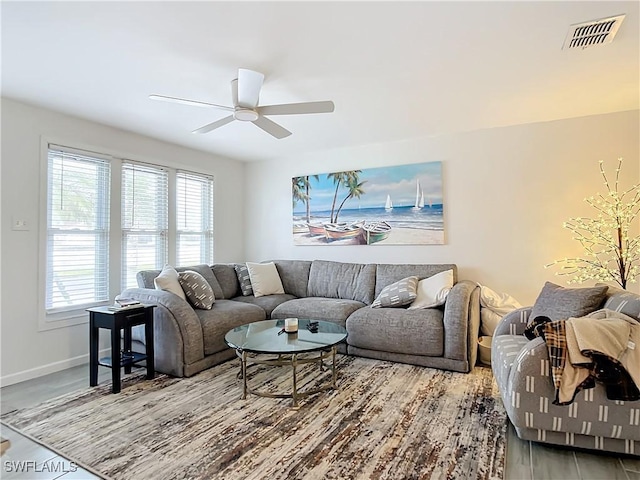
[{"xmin": 121, "ymin": 260, "xmax": 481, "ymax": 377}]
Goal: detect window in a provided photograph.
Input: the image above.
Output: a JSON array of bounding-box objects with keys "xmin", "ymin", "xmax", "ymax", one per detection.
[
  {"xmin": 121, "ymin": 162, "xmax": 169, "ymax": 289},
  {"xmin": 46, "ymin": 147, "xmax": 110, "ymax": 312},
  {"xmin": 43, "ymin": 143, "xmax": 215, "ymax": 322},
  {"xmin": 176, "ymin": 171, "xmax": 214, "ymax": 266}
]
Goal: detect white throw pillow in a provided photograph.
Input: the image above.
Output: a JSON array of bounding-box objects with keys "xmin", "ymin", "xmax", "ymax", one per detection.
[
  {"xmin": 246, "ymin": 262, "xmax": 285, "ymax": 297},
  {"xmin": 480, "ymin": 308, "xmax": 502, "ymax": 336},
  {"xmin": 479, "ymin": 285, "xmax": 522, "ymax": 315},
  {"xmin": 408, "ymin": 269, "xmax": 454, "ymax": 310},
  {"xmin": 154, "ymin": 264, "xmax": 186, "ymax": 300}
]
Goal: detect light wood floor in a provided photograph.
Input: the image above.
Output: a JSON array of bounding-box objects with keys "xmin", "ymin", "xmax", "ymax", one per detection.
[{"xmin": 1, "ymin": 364, "xmax": 639, "ymax": 480}]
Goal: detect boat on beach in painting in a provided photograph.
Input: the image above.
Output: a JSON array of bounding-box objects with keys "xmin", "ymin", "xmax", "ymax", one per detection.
[
  {"xmin": 324, "ymin": 221, "xmax": 363, "ymax": 240},
  {"xmin": 307, "ymin": 223, "xmax": 327, "ymax": 236},
  {"xmin": 361, "ymin": 221, "xmax": 392, "ymax": 244},
  {"xmin": 293, "ymin": 222, "xmax": 309, "ymax": 234}
]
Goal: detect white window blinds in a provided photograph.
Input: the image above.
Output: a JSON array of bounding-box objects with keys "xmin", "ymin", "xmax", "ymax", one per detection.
[
  {"xmin": 46, "ymin": 147, "xmax": 110, "ymax": 311},
  {"xmin": 176, "ymin": 171, "xmax": 214, "ymax": 266},
  {"xmin": 121, "ymin": 162, "xmax": 169, "ymax": 288}
]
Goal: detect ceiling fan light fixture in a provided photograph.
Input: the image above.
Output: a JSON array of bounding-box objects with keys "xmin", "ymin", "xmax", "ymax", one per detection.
[
  {"xmin": 234, "ymin": 108, "xmax": 259, "ymax": 122},
  {"xmin": 151, "ymin": 68, "xmax": 334, "ymax": 138}
]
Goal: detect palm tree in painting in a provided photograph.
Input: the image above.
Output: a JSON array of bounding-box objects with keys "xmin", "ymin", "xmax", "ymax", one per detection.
[
  {"xmin": 304, "ymin": 175, "xmax": 319, "ymax": 223},
  {"xmin": 328, "ymin": 170, "xmax": 361, "ymax": 222},
  {"xmin": 335, "ymin": 177, "xmax": 367, "ymax": 222},
  {"xmin": 292, "ymin": 175, "xmax": 319, "ymax": 223},
  {"xmin": 292, "ymin": 177, "xmax": 308, "ymax": 210}
]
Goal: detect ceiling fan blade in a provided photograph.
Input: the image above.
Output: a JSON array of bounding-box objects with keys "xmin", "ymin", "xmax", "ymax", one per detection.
[
  {"xmin": 237, "ymin": 69, "xmax": 264, "ymax": 108},
  {"xmin": 257, "ymin": 101, "xmax": 335, "ymax": 116},
  {"xmin": 149, "ymin": 94, "xmax": 233, "ymax": 111},
  {"xmin": 192, "ymin": 115, "xmax": 235, "ymax": 134},
  {"xmin": 252, "ymin": 116, "xmax": 292, "ymax": 139}
]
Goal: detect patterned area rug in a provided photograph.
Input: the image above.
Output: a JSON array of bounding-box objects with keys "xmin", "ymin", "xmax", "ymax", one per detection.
[{"xmin": 1, "ymin": 356, "xmax": 506, "ymax": 480}]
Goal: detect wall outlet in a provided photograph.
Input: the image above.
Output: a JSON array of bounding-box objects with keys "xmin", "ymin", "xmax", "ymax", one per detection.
[{"xmin": 11, "ymin": 217, "xmax": 29, "ymax": 231}]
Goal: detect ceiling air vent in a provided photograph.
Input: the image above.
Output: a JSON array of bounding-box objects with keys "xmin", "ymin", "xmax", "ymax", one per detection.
[{"xmin": 562, "ymin": 14, "xmax": 625, "ymax": 50}]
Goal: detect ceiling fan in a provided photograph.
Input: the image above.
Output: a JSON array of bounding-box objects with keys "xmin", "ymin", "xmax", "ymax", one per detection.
[{"xmin": 150, "ymin": 68, "xmax": 335, "ymax": 139}]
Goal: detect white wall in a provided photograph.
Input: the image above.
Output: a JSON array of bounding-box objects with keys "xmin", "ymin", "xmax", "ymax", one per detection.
[
  {"xmin": 2, "ymin": 102, "xmax": 638, "ymax": 385},
  {"xmin": 0, "ymin": 98, "xmax": 246, "ymax": 384},
  {"xmin": 244, "ymin": 110, "xmax": 640, "ymax": 305}
]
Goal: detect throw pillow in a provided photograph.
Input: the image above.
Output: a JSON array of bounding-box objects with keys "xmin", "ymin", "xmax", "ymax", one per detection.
[
  {"xmin": 529, "ymin": 282, "xmax": 608, "ymax": 322},
  {"xmin": 178, "ymin": 270, "xmax": 215, "ymax": 310},
  {"xmin": 600, "ymin": 284, "xmax": 640, "ymax": 320},
  {"xmin": 371, "ymin": 276, "xmax": 419, "ymax": 308},
  {"xmin": 246, "ymin": 262, "xmax": 285, "ymax": 297},
  {"xmin": 408, "ymin": 269, "xmax": 454, "ymax": 310},
  {"xmin": 154, "ymin": 264, "xmax": 186, "ymax": 300},
  {"xmin": 479, "ymin": 285, "xmax": 522, "ymax": 315},
  {"xmin": 234, "ymin": 264, "xmax": 254, "ymax": 296}
]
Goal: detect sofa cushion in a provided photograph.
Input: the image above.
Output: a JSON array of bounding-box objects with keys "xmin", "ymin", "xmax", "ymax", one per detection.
[
  {"xmin": 307, "ymin": 260, "xmax": 376, "ymax": 304},
  {"xmin": 195, "ymin": 300, "xmax": 266, "ymax": 355},
  {"xmin": 154, "ymin": 265, "xmax": 186, "ymax": 300},
  {"xmin": 234, "ymin": 264, "xmax": 253, "ymax": 296},
  {"xmin": 271, "ymin": 260, "xmax": 312, "ymax": 298},
  {"xmin": 602, "ymin": 284, "xmax": 640, "ymax": 320},
  {"xmin": 346, "ymin": 307, "xmax": 445, "ymax": 357},
  {"xmin": 371, "ymin": 276, "xmax": 418, "ymax": 308},
  {"xmin": 178, "ymin": 270, "xmax": 215, "ymax": 309},
  {"xmin": 374, "ymin": 264, "xmax": 457, "ymax": 298},
  {"xmin": 232, "ymin": 294, "xmax": 296, "ymax": 317},
  {"xmin": 271, "ymin": 297, "xmax": 365, "ymax": 326},
  {"xmin": 529, "ymin": 282, "xmax": 608, "ymax": 322},
  {"xmin": 408, "ymin": 269, "xmax": 454, "ymax": 309},
  {"xmin": 211, "ymin": 264, "xmax": 240, "ymax": 299}
]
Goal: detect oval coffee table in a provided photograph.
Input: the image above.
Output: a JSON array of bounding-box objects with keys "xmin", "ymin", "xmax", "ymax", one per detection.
[{"xmin": 224, "ymin": 318, "xmax": 347, "ymax": 407}]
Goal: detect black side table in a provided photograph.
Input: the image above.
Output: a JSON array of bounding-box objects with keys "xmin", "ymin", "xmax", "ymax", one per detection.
[{"xmin": 87, "ymin": 305, "xmax": 156, "ymax": 393}]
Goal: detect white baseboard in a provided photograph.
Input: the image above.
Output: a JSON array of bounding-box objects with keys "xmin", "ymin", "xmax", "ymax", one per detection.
[{"xmin": 0, "ymin": 348, "xmax": 111, "ymax": 387}]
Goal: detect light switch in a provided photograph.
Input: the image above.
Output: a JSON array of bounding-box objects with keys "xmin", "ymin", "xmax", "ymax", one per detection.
[{"xmin": 11, "ymin": 217, "xmax": 29, "ymax": 231}]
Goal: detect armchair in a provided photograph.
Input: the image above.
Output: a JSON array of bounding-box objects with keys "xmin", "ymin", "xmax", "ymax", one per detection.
[{"xmin": 492, "ymin": 287, "xmax": 640, "ymax": 456}]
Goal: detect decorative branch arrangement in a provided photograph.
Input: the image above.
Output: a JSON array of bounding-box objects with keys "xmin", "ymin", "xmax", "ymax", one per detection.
[{"xmin": 546, "ymin": 158, "xmax": 640, "ymax": 289}]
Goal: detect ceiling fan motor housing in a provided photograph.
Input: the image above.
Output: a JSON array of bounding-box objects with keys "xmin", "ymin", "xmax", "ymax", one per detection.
[{"xmin": 234, "ymin": 108, "xmax": 259, "ymax": 122}]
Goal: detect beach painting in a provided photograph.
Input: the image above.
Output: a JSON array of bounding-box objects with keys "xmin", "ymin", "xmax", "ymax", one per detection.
[{"xmin": 292, "ymin": 161, "xmax": 444, "ymax": 245}]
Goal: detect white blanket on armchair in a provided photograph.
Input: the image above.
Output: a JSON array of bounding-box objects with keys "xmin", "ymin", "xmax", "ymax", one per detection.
[{"xmin": 559, "ymin": 308, "xmax": 640, "ymax": 403}]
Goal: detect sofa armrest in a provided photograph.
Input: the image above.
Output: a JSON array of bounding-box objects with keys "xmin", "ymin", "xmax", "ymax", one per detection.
[
  {"xmin": 493, "ymin": 307, "xmax": 532, "ymax": 337},
  {"xmin": 442, "ymin": 280, "xmax": 481, "ymax": 371},
  {"xmin": 121, "ymin": 288, "xmax": 205, "ymax": 376}
]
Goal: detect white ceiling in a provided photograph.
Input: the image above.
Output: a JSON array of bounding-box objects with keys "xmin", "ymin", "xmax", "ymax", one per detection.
[{"xmin": 2, "ymin": 1, "xmax": 638, "ymax": 163}]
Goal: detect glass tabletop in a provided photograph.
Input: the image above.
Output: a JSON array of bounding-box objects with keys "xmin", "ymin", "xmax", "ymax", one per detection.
[{"xmin": 225, "ymin": 319, "xmax": 347, "ymax": 354}]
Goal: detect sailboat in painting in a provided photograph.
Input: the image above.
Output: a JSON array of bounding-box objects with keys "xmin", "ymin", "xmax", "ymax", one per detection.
[
  {"xmin": 385, "ymin": 194, "xmax": 393, "ymax": 211},
  {"xmin": 412, "ymin": 179, "xmax": 424, "ymax": 210}
]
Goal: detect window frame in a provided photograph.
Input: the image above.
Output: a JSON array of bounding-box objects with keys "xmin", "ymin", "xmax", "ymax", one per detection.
[
  {"xmin": 44, "ymin": 144, "xmax": 112, "ymax": 315},
  {"xmin": 38, "ymin": 138, "xmax": 216, "ymax": 331},
  {"xmin": 176, "ymin": 170, "xmax": 215, "ymax": 266},
  {"xmin": 120, "ymin": 160, "xmax": 170, "ymax": 290}
]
